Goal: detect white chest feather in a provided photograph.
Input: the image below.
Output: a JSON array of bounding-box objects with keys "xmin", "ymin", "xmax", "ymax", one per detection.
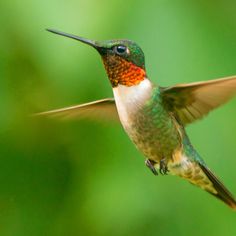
[{"xmin": 112, "ymin": 79, "xmax": 153, "ymax": 128}]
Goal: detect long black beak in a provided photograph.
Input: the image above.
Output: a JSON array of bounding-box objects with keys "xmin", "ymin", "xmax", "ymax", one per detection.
[{"xmin": 46, "ymin": 28, "xmax": 98, "ymax": 48}]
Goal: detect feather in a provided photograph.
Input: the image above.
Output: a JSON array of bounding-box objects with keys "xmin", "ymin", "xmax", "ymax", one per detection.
[
  {"xmin": 162, "ymin": 75, "xmax": 236, "ymax": 125},
  {"xmin": 33, "ymin": 98, "xmax": 119, "ymax": 122},
  {"xmin": 170, "ymin": 155, "xmax": 236, "ymax": 209}
]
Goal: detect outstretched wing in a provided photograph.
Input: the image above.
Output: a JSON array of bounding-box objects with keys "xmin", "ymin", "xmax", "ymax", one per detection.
[
  {"xmin": 162, "ymin": 75, "xmax": 236, "ymax": 125},
  {"xmin": 33, "ymin": 98, "xmax": 119, "ymax": 122}
]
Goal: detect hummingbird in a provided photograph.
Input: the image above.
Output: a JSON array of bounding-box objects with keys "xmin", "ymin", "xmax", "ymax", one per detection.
[{"xmin": 37, "ymin": 28, "xmax": 236, "ymax": 209}]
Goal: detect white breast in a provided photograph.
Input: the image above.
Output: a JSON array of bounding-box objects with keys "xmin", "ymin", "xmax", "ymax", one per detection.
[{"xmin": 112, "ymin": 79, "xmax": 153, "ymax": 129}]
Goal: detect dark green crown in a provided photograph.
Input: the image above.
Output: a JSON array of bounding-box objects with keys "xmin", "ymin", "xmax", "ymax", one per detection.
[{"xmin": 95, "ymin": 39, "xmax": 145, "ymax": 69}]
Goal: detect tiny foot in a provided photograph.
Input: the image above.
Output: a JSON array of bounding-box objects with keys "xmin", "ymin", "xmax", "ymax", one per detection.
[
  {"xmin": 160, "ymin": 159, "xmax": 169, "ymax": 175},
  {"xmin": 145, "ymin": 159, "xmax": 158, "ymax": 175}
]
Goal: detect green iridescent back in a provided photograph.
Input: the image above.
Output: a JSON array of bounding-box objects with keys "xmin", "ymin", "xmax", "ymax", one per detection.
[{"xmin": 128, "ymin": 87, "xmax": 182, "ymax": 162}]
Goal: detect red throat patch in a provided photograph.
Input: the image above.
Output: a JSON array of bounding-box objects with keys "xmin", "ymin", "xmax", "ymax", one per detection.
[{"xmin": 102, "ymin": 55, "xmax": 146, "ymax": 87}]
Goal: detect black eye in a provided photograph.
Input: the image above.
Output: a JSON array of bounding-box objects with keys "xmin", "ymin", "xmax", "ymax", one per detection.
[{"xmin": 114, "ymin": 45, "xmax": 127, "ymax": 55}]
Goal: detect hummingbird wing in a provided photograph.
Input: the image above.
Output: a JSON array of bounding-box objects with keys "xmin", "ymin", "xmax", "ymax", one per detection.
[
  {"xmin": 162, "ymin": 75, "xmax": 236, "ymax": 125},
  {"xmin": 33, "ymin": 98, "xmax": 119, "ymax": 121}
]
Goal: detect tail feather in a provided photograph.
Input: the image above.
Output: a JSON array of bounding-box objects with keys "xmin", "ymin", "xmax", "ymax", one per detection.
[
  {"xmin": 170, "ymin": 155, "xmax": 236, "ymax": 209},
  {"xmin": 199, "ymin": 164, "xmax": 236, "ymax": 210}
]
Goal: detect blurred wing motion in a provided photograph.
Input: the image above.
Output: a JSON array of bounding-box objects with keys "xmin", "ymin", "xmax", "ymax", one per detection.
[
  {"xmin": 33, "ymin": 98, "xmax": 119, "ymax": 122},
  {"xmin": 162, "ymin": 75, "xmax": 236, "ymax": 125}
]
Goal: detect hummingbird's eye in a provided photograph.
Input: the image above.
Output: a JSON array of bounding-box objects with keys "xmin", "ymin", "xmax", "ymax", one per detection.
[{"xmin": 114, "ymin": 45, "xmax": 127, "ymax": 55}]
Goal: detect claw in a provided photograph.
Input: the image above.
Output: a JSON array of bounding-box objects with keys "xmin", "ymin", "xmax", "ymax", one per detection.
[
  {"xmin": 160, "ymin": 159, "xmax": 169, "ymax": 175},
  {"xmin": 145, "ymin": 159, "xmax": 158, "ymax": 175}
]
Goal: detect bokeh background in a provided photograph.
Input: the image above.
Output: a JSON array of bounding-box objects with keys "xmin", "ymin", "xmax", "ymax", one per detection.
[{"xmin": 1, "ymin": 0, "xmax": 236, "ymax": 235}]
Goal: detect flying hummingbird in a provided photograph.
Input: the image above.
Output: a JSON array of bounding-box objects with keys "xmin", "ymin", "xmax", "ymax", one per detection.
[{"xmin": 37, "ymin": 28, "xmax": 236, "ymax": 209}]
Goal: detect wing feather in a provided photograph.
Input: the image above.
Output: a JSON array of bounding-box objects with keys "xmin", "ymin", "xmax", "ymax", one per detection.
[
  {"xmin": 162, "ymin": 75, "xmax": 236, "ymax": 125},
  {"xmin": 33, "ymin": 98, "xmax": 119, "ymax": 122}
]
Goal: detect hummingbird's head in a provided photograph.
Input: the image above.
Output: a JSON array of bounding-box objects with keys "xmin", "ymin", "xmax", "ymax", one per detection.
[{"xmin": 47, "ymin": 29, "xmax": 146, "ymax": 87}]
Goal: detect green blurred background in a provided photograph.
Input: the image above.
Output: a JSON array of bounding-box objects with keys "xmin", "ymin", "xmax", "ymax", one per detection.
[{"xmin": 1, "ymin": 0, "xmax": 236, "ymax": 235}]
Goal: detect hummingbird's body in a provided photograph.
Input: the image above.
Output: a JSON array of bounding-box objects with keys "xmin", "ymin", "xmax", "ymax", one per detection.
[
  {"xmin": 36, "ymin": 29, "xmax": 236, "ymax": 209},
  {"xmin": 114, "ymin": 80, "xmax": 181, "ymax": 163},
  {"xmin": 113, "ymin": 78, "xmax": 216, "ymax": 195}
]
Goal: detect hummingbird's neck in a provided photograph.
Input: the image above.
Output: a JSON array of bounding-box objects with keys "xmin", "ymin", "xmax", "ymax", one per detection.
[
  {"xmin": 113, "ymin": 78, "xmax": 154, "ymax": 126},
  {"xmin": 102, "ymin": 55, "xmax": 146, "ymax": 87}
]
